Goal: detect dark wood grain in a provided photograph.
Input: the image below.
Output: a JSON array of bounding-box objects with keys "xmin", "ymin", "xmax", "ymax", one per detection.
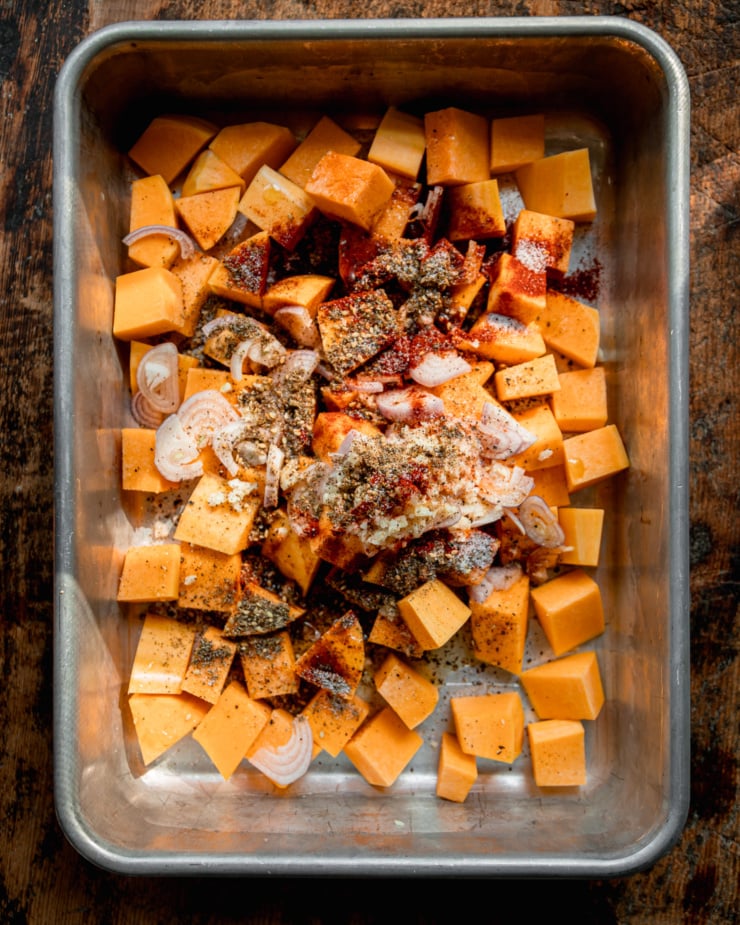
[{"xmin": 1, "ymin": 0, "xmax": 737, "ymax": 921}]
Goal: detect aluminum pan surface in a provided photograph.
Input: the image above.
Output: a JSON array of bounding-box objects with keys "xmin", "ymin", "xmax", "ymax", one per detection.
[{"xmin": 53, "ymin": 17, "xmax": 690, "ymax": 877}]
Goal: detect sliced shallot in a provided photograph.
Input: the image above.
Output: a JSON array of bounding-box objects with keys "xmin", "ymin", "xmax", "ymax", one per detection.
[
  {"xmin": 135, "ymin": 342, "xmax": 180, "ymax": 413},
  {"xmin": 211, "ymin": 419, "xmax": 251, "ymax": 477},
  {"xmin": 274, "ymin": 349, "xmax": 320, "ymax": 381},
  {"xmin": 123, "ymin": 224, "xmax": 198, "ymax": 259},
  {"xmin": 154, "ymin": 414, "xmax": 203, "ymax": 482},
  {"xmin": 176, "ymin": 389, "xmax": 240, "ymax": 449},
  {"xmin": 518, "ymin": 495, "xmax": 566, "ymax": 548},
  {"xmin": 408, "ymin": 350, "xmax": 471, "ymax": 388},
  {"xmin": 376, "ymin": 386, "xmax": 444, "ymax": 423},
  {"xmin": 468, "ymin": 563, "xmax": 523, "ymax": 603},
  {"xmin": 274, "ymin": 306, "xmax": 321, "ymax": 348},
  {"xmin": 131, "ymin": 389, "xmax": 164, "ymax": 429},
  {"xmin": 248, "ymin": 715, "xmax": 313, "ymax": 787},
  {"xmin": 263, "ymin": 443, "xmax": 285, "ymax": 509},
  {"xmin": 477, "ymin": 401, "xmax": 537, "ymax": 460}
]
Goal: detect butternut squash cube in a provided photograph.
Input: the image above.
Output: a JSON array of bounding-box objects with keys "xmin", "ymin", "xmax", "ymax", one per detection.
[
  {"xmin": 451, "ymin": 691, "xmax": 525, "ymax": 763},
  {"xmin": 294, "ymin": 611, "xmax": 365, "ymax": 700},
  {"xmin": 371, "ymin": 178, "xmax": 422, "ymax": 241},
  {"xmin": 121, "ymin": 428, "xmax": 178, "ymax": 494},
  {"xmin": 169, "ymin": 253, "xmax": 220, "ymax": 337},
  {"xmin": 368, "ymin": 609, "xmax": 425, "ymax": 659},
  {"xmin": 127, "ymin": 174, "xmax": 180, "ymax": 269},
  {"xmin": 181, "ymin": 148, "xmax": 246, "ymax": 197},
  {"xmin": 507, "ymin": 403, "xmax": 564, "ymax": 471},
  {"xmin": 128, "ymin": 612, "xmax": 197, "ymax": 694},
  {"xmin": 262, "ymin": 274, "xmax": 335, "ymax": 317},
  {"xmin": 424, "ymin": 107, "xmax": 489, "ymax": 186},
  {"xmin": 436, "ymin": 731, "xmax": 478, "ymax": 803},
  {"xmin": 446, "ymin": 179, "xmax": 506, "ymax": 241},
  {"xmin": 530, "ymin": 568, "xmax": 605, "ymax": 655},
  {"xmin": 238, "ymin": 631, "xmax": 299, "ymax": 700},
  {"xmin": 563, "ymin": 424, "xmax": 630, "ymax": 492},
  {"xmin": 280, "ymin": 115, "xmax": 362, "ymax": 187},
  {"xmin": 175, "ymin": 186, "xmax": 241, "ymax": 251},
  {"xmin": 192, "ymin": 680, "xmax": 271, "ymax": 780},
  {"xmin": 541, "ymin": 290, "xmax": 601, "ymax": 368},
  {"xmin": 173, "ymin": 472, "xmax": 261, "ymax": 555},
  {"xmin": 317, "ymin": 289, "xmax": 401, "ymax": 376},
  {"xmin": 486, "ymin": 252, "xmax": 547, "ymax": 322},
  {"xmin": 239, "ymin": 165, "xmax": 318, "ymax": 250},
  {"xmin": 181, "ymin": 625, "xmax": 238, "ymax": 704},
  {"xmin": 494, "ymin": 353, "xmax": 561, "ymax": 402},
  {"xmin": 301, "ymin": 690, "xmax": 371, "ymax": 758},
  {"xmin": 550, "ymin": 366, "xmax": 607, "ymax": 432},
  {"xmin": 117, "ymin": 543, "xmax": 181, "ymax": 603},
  {"xmin": 397, "ymin": 578, "xmax": 472, "ymax": 651},
  {"xmin": 183, "ymin": 366, "xmax": 238, "ymax": 405},
  {"xmin": 129, "ymin": 341, "xmax": 195, "ymax": 402},
  {"xmin": 516, "ymin": 148, "xmax": 597, "ymax": 222},
  {"xmin": 511, "ymin": 209, "xmax": 575, "ymax": 277},
  {"xmin": 527, "ymin": 719, "xmax": 587, "ymax": 787},
  {"xmin": 128, "ymin": 114, "xmax": 217, "ymax": 184},
  {"xmin": 368, "ymin": 107, "xmax": 426, "ymax": 180},
  {"xmin": 463, "ymin": 313, "xmax": 547, "ymax": 366},
  {"xmin": 343, "ymin": 706, "xmax": 424, "ymax": 787},
  {"xmin": 305, "ymin": 152, "xmax": 395, "ymax": 231},
  {"xmin": 373, "ymin": 653, "xmax": 439, "ymax": 729},
  {"xmin": 490, "ymin": 113, "xmax": 545, "ymax": 174},
  {"xmin": 429, "ymin": 361, "xmax": 495, "ymax": 421},
  {"xmin": 526, "ymin": 465, "xmax": 571, "ymax": 507},
  {"xmin": 208, "ymin": 121, "xmax": 297, "ymax": 184},
  {"xmin": 312, "ymin": 411, "xmax": 383, "ymax": 462},
  {"xmin": 557, "ymin": 508, "xmax": 605, "ymax": 567},
  {"xmin": 469, "ymin": 572, "xmax": 530, "ymax": 675},
  {"xmin": 262, "ymin": 508, "xmax": 322, "ymax": 595},
  {"xmin": 521, "ymin": 651, "xmax": 605, "ymax": 721},
  {"xmin": 223, "ymin": 581, "xmax": 304, "ymax": 637},
  {"xmin": 208, "ymin": 231, "xmax": 273, "ymax": 309},
  {"xmin": 113, "ymin": 266, "xmax": 183, "ymax": 341},
  {"xmin": 177, "ymin": 542, "xmax": 242, "ymax": 612},
  {"xmin": 129, "ymin": 692, "xmax": 209, "ymax": 765}
]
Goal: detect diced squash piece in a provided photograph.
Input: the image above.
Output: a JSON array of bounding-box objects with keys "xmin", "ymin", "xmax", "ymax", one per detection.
[
  {"xmin": 117, "ymin": 543, "xmax": 181, "ymax": 603},
  {"xmin": 447, "ymin": 179, "xmax": 506, "ymax": 241},
  {"xmin": 262, "ymin": 508, "xmax": 322, "ymax": 595},
  {"xmin": 469, "ymin": 572, "xmax": 530, "ymax": 675},
  {"xmin": 397, "ymin": 578, "xmax": 472, "ymax": 651},
  {"xmin": 294, "ymin": 611, "xmax": 365, "ymax": 700},
  {"xmin": 527, "ymin": 719, "xmax": 587, "ymax": 787},
  {"xmin": 238, "ymin": 631, "xmax": 299, "ymax": 700},
  {"xmin": 223, "ymin": 581, "xmax": 304, "ymax": 637},
  {"xmin": 550, "ymin": 366, "xmax": 607, "ymax": 432},
  {"xmin": 181, "ymin": 625, "xmax": 238, "ymax": 704},
  {"xmin": 192, "ymin": 680, "xmax": 271, "ymax": 779},
  {"xmin": 563, "ymin": 424, "xmax": 630, "ymax": 492},
  {"xmin": 177, "ymin": 542, "xmax": 242, "ymax": 612},
  {"xmin": 301, "ymin": 690, "xmax": 371, "ymax": 758},
  {"xmin": 183, "ymin": 366, "xmax": 238, "ymax": 405},
  {"xmin": 436, "ymin": 731, "xmax": 478, "ymax": 803},
  {"xmin": 506, "ymin": 403, "xmax": 564, "ymax": 471},
  {"xmin": 429, "ymin": 361, "xmax": 496, "ymax": 421},
  {"xmin": 521, "ymin": 651, "xmax": 604, "ymax": 720},
  {"xmin": 371, "ymin": 177, "xmax": 422, "ymax": 241},
  {"xmin": 463, "ymin": 312, "xmax": 546, "ymax": 365},
  {"xmin": 368, "ymin": 609, "xmax": 425, "ymax": 659},
  {"xmin": 127, "ymin": 175, "xmax": 180, "ymax": 269},
  {"xmin": 175, "ymin": 186, "xmax": 241, "ymax": 251},
  {"xmin": 312, "ymin": 411, "xmax": 383, "ymax": 462},
  {"xmin": 238, "ymin": 165, "xmax": 317, "ymax": 250},
  {"xmin": 128, "ymin": 612, "xmax": 197, "ymax": 694},
  {"xmin": 367, "ymin": 107, "xmax": 426, "ymax": 180},
  {"xmin": 181, "ymin": 148, "xmax": 246, "ymax": 197},
  {"xmin": 113, "ymin": 266, "xmax": 183, "ymax": 341},
  {"xmin": 490, "ymin": 114, "xmax": 545, "ymax": 174},
  {"xmin": 557, "ymin": 508, "xmax": 605, "ymax": 567},
  {"xmin": 129, "ymin": 692, "xmax": 209, "ymax": 765},
  {"xmin": 121, "ymin": 428, "xmax": 178, "ymax": 494},
  {"xmin": 516, "ymin": 148, "xmax": 597, "ymax": 222},
  {"xmin": 511, "ymin": 209, "xmax": 575, "ymax": 277},
  {"xmin": 448, "ymin": 271, "xmax": 487, "ymax": 322},
  {"xmin": 207, "ymin": 231, "xmax": 272, "ymax": 308},
  {"xmin": 494, "ymin": 353, "xmax": 561, "ymax": 401},
  {"xmin": 128, "ymin": 114, "xmax": 217, "ymax": 184},
  {"xmin": 305, "ymin": 152, "xmax": 395, "ymax": 231},
  {"xmin": 541, "ymin": 290, "xmax": 601, "ymax": 368},
  {"xmin": 530, "ymin": 568, "xmax": 605, "ymax": 656},
  {"xmin": 527, "ymin": 465, "xmax": 571, "ymax": 507},
  {"xmin": 280, "ymin": 115, "xmax": 362, "ymax": 187},
  {"xmin": 424, "ymin": 107, "xmax": 489, "ymax": 186},
  {"xmin": 209, "ymin": 121, "xmax": 296, "ymax": 183},
  {"xmin": 486, "ymin": 252, "xmax": 547, "ymax": 322},
  {"xmin": 169, "ymin": 253, "xmax": 220, "ymax": 337},
  {"xmin": 173, "ymin": 472, "xmax": 260, "ymax": 555},
  {"xmin": 317, "ymin": 289, "xmax": 401, "ymax": 376},
  {"xmin": 451, "ymin": 691, "xmax": 525, "ymax": 763},
  {"xmin": 262, "ymin": 274, "xmax": 335, "ymax": 317},
  {"xmin": 343, "ymin": 706, "xmax": 423, "ymax": 787},
  {"xmin": 373, "ymin": 653, "xmax": 439, "ymax": 729}
]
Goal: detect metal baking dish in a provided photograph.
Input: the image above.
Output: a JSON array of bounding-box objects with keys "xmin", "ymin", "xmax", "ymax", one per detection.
[{"xmin": 53, "ymin": 17, "xmax": 690, "ymax": 877}]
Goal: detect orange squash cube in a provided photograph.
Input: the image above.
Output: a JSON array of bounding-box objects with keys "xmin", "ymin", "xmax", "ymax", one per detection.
[
  {"xmin": 305, "ymin": 152, "xmax": 395, "ymax": 231},
  {"xmin": 367, "ymin": 106, "xmax": 426, "ymax": 180},
  {"xmin": 516, "ymin": 148, "xmax": 597, "ymax": 222},
  {"xmin": 121, "ymin": 428, "xmax": 178, "ymax": 494},
  {"xmin": 173, "ymin": 472, "xmax": 261, "ymax": 555},
  {"xmin": 117, "ymin": 543, "xmax": 181, "ymax": 603},
  {"xmin": 451, "ymin": 691, "xmax": 525, "ymax": 763},
  {"xmin": 343, "ymin": 706, "xmax": 424, "ymax": 787},
  {"xmin": 490, "ymin": 113, "xmax": 545, "ymax": 174},
  {"xmin": 436, "ymin": 731, "xmax": 478, "ymax": 803},
  {"xmin": 177, "ymin": 542, "xmax": 242, "ymax": 612},
  {"xmin": 550, "ymin": 366, "xmax": 608, "ymax": 432},
  {"xmin": 208, "ymin": 121, "xmax": 296, "ymax": 183},
  {"xmin": 127, "ymin": 174, "xmax": 180, "ymax": 269},
  {"xmin": 486, "ymin": 252, "xmax": 547, "ymax": 322},
  {"xmin": 113, "ymin": 266, "xmax": 183, "ymax": 341},
  {"xmin": 128, "ymin": 612, "xmax": 198, "ymax": 694},
  {"xmin": 527, "ymin": 719, "xmax": 587, "ymax": 787},
  {"xmin": 530, "ymin": 568, "xmax": 605, "ymax": 655},
  {"xmin": 469, "ymin": 572, "xmax": 531, "ymax": 675},
  {"xmin": 521, "ymin": 651, "xmax": 605, "ymax": 721},
  {"xmin": 238, "ymin": 165, "xmax": 318, "ymax": 250},
  {"xmin": 128, "ymin": 114, "xmax": 217, "ymax": 184},
  {"xmin": 557, "ymin": 508, "xmax": 605, "ymax": 567},
  {"xmin": 175, "ymin": 186, "xmax": 241, "ymax": 251},
  {"xmin": 563, "ymin": 424, "xmax": 630, "ymax": 492},
  {"xmin": 511, "ymin": 208, "xmax": 575, "ymax": 277},
  {"xmin": 181, "ymin": 625, "xmax": 238, "ymax": 704},
  {"xmin": 494, "ymin": 353, "xmax": 561, "ymax": 401},
  {"xmin": 301, "ymin": 690, "xmax": 371, "ymax": 758},
  {"xmin": 181, "ymin": 148, "xmax": 246, "ymax": 197},
  {"xmin": 129, "ymin": 692, "xmax": 209, "ymax": 766},
  {"xmin": 397, "ymin": 578, "xmax": 472, "ymax": 651},
  {"xmin": 373, "ymin": 653, "xmax": 439, "ymax": 729},
  {"xmin": 280, "ymin": 115, "xmax": 362, "ymax": 187},
  {"xmin": 506, "ymin": 403, "xmax": 564, "ymax": 472},
  {"xmin": 446, "ymin": 179, "xmax": 506, "ymax": 241},
  {"xmin": 424, "ymin": 107, "xmax": 489, "ymax": 186}
]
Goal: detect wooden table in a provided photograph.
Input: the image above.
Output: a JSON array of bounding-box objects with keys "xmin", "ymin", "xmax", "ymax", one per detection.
[{"xmin": 1, "ymin": 1, "xmax": 736, "ymax": 920}]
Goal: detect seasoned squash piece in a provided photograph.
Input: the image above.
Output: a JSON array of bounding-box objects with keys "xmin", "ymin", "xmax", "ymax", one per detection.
[
  {"xmin": 494, "ymin": 353, "xmax": 561, "ymax": 401},
  {"xmin": 129, "ymin": 692, "xmax": 209, "ymax": 766},
  {"xmin": 367, "ymin": 107, "xmax": 426, "ymax": 181},
  {"xmin": 113, "ymin": 267, "xmax": 183, "ymax": 341},
  {"xmin": 451, "ymin": 691, "xmax": 525, "ymax": 763},
  {"xmin": 207, "ymin": 231, "xmax": 272, "ymax": 309},
  {"xmin": 424, "ymin": 107, "xmax": 489, "ymax": 186},
  {"xmin": 208, "ymin": 121, "xmax": 297, "ymax": 183},
  {"xmin": 301, "ymin": 689, "xmax": 371, "ymax": 758},
  {"xmin": 527, "ymin": 465, "xmax": 571, "ymax": 508},
  {"xmin": 117, "ymin": 543, "xmax": 181, "ymax": 603},
  {"xmin": 182, "ymin": 366, "xmax": 238, "ymax": 405},
  {"xmin": 521, "ymin": 650, "xmax": 605, "ymax": 720},
  {"xmin": 280, "ymin": 115, "xmax": 362, "ymax": 187},
  {"xmin": 469, "ymin": 571, "xmax": 530, "ymax": 675},
  {"xmin": 516, "ymin": 148, "xmax": 597, "ymax": 222},
  {"xmin": 436, "ymin": 731, "xmax": 478, "ymax": 803},
  {"xmin": 261, "ymin": 509, "xmax": 322, "ymax": 596},
  {"xmin": 530, "ymin": 568, "xmax": 605, "ymax": 655},
  {"xmin": 527, "ymin": 719, "xmax": 587, "ymax": 787},
  {"xmin": 128, "ymin": 114, "xmax": 217, "ymax": 184},
  {"xmin": 175, "ymin": 186, "xmax": 241, "ymax": 251},
  {"xmin": 128, "ymin": 612, "xmax": 198, "ymax": 694},
  {"xmin": 446, "ymin": 179, "xmax": 506, "ymax": 242},
  {"xmin": 192, "ymin": 680, "xmax": 271, "ymax": 779},
  {"xmin": 368, "ymin": 609, "xmax": 425, "ymax": 659},
  {"xmin": 312, "ymin": 412, "xmax": 383, "ymax": 462},
  {"xmin": 169, "ymin": 253, "xmax": 220, "ymax": 337},
  {"xmin": 464, "ymin": 312, "xmax": 546, "ymax": 365},
  {"xmin": 374, "ymin": 653, "xmax": 439, "ymax": 729},
  {"xmin": 317, "ymin": 289, "xmax": 401, "ymax": 376},
  {"xmin": 486, "ymin": 252, "xmax": 546, "ymax": 322},
  {"xmin": 550, "ymin": 366, "xmax": 607, "ymax": 432},
  {"xmin": 557, "ymin": 508, "xmax": 605, "ymax": 567},
  {"xmin": 294, "ymin": 611, "xmax": 365, "ymax": 700},
  {"xmin": 490, "ymin": 113, "xmax": 545, "ymax": 174},
  {"xmin": 511, "ymin": 209, "xmax": 575, "ymax": 277},
  {"xmin": 181, "ymin": 148, "xmax": 246, "ymax": 197},
  {"xmin": 121, "ymin": 428, "xmax": 178, "ymax": 494},
  {"xmin": 173, "ymin": 472, "xmax": 261, "ymax": 555},
  {"xmin": 238, "ymin": 165, "xmax": 318, "ymax": 250},
  {"xmin": 506, "ymin": 403, "xmax": 564, "ymax": 471},
  {"xmin": 181, "ymin": 625, "xmax": 238, "ymax": 704},
  {"xmin": 223, "ymin": 581, "xmax": 304, "ymax": 637},
  {"xmin": 344, "ymin": 706, "xmax": 423, "ymax": 788},
  {"xmin": 563, "ymin": 424, "xmax": 629, "ymax": 492},
  {"xmin": 127, "ymin": 174, "xmax": 180, "ymax": 269},
  {"xmin": 541, "ymin": 290, "xmax": 601, "ymax": 368},
  {"xmin": 261, "ymin": 274, "xmax": 335, "ymax": 317},
  {"xmin": 397, "ymin": 578, "xmax": 472, "ymax": 651},
  {"xmin": 238, "ymin": 631, "xmax": 299, "ymax": 700},
  {"xmin": 305, "ymin": 152, "xmax": 395, "ymax": 231},
  {"xmin": 177, "ymin": 542, "xmax": 242, "ymax": 612}
]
